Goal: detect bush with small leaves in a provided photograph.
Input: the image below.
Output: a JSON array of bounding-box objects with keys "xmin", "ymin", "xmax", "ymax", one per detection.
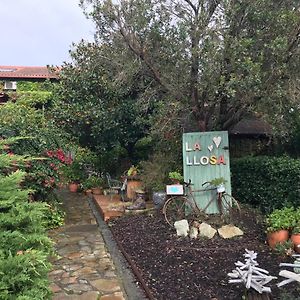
[{"xmin": 231, "ymin": 156, "xmax": 300, "ymax": 214}]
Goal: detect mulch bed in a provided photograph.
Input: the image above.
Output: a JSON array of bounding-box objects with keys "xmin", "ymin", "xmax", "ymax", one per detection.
[{"xmin": 109, "ymin": 207, "xmax": 300, "ymax": 300}]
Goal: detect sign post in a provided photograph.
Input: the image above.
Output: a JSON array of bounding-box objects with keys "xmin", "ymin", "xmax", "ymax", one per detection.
[{"xmin": 182, "ymin": 131, "xmax": 231, "ymax": 214}]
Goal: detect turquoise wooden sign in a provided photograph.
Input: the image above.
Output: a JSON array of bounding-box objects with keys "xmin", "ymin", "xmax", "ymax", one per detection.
[{"xmin": 182, "ymin": 131, "xmax": 231, "ymax": 214}]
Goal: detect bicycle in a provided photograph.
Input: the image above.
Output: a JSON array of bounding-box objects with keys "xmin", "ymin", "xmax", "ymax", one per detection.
[{"xmin": 162, "ymin": 180, "xmax": 240, "ymax": 228}]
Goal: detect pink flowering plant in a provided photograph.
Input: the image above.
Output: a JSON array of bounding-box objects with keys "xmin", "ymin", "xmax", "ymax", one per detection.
[{"xmin": 23, "ymin": 148, "xmax": 72, "ymax": 201}]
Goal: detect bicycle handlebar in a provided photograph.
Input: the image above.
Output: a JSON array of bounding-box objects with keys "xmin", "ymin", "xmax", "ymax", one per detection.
[
  {"xmin": 183, "ymin": 180, "xmax": 193, "ymax": 187},
  {"xmin": 184, "ymin": 180, "xmax": 212, "ymax": 187},
  {"xmin": 184, "ymin": 180, "xmax": 218, "ymax": 190}
]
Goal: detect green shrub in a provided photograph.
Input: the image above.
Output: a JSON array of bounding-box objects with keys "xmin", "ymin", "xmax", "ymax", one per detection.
[
  {"xmin": 274, "ymin": 240, "xmax": 294, "ymax": 256},
  {"xmin": 231, "ymin": 156, "xmax": 300, "ymax": 214},
  {"xmin": 43, "ymin": 203, "xmax": 65, "ymax": 230},
  {"xmin": 61, "ymin": 161, "xmax": 84, "ymax": 184},
  {"xmin": 0, "ymin": 140, "xmax": 53, "ymax": 299},
  {"xmin": 266, "ymin": 207, "xmax": 296, "ymax": 232},
  {"xmin": 82, "ymin": 176, "xmax": 105, "ymax": 190},
  {"xmin": 0, "ymin": 231, "xmax": 53, "ymax": 255},
  {"xmin": 0, "ymin": 250, "xmax": 51, "ymax": 299},
  {"xmin": 139, "ymin": 153, "xmax": 175, "ymax": 191},
  {"xmin": 0, "ymin": 92, "xmax": 74, "ymax": 201}
]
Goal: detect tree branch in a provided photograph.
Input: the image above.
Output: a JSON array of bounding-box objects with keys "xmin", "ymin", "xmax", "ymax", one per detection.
[
  {"xmin": 183, "ymin": 0, "xmax": 198, "ymax": 15},
  {"xmin": 199, "ymin": 0, "xmax": 222, "ymax": 28},
  {"xmin": 114, "ymin": 10, "xmax": 169, "ymax": 93},
  {"xmin": 285, "ymin": 20, "xmax": 300, "ymax": 63}
]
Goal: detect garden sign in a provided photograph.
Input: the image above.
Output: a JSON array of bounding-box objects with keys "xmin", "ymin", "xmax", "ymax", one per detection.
[{"xmin": 182, "ymin": 131, "xmax": 231, "ymax": 214}]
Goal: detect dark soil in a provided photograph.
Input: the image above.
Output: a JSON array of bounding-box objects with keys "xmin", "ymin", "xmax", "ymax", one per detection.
[{"xmin": 109, "ymin": 207, "xmax": 300, "ymax": 300}]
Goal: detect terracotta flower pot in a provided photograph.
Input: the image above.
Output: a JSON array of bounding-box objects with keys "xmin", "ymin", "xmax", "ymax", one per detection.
[
  {"xmin": 131, "ymin": 170, "xmax": 137, "ymax": 176},
  {"xmin": 291, "ymin": 233, "xmax": 300, "ymax": 253},
  {"xmin": 170, "ymin": 179, "xmax": 180, "ymax": 185},
  {"xmin": 267, "ymin": 229, "xmax": 289, "ymax": 249},
  {"xmin": 91, "ymin": 187, "xmax": 103, "ymax": 195},
  {"xmin": 68, "ymin": 183, "xmax": 79, "ymax": 193},
  {"xmin": 85, "ymin": 189, "xmax": 93, "ymax": 196}
]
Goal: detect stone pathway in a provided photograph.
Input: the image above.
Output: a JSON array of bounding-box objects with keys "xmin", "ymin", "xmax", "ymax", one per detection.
[{"xmin": 48, "ymin": 189, "xmax": 126, "ymax": 300}]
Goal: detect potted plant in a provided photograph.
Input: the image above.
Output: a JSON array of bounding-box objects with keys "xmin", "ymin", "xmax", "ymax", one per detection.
[
  {"xmin": 290, "ymin": 207, "xmax": 300, "ymax": 253},
  {"xmin": 61, "ymin": 162, "xmax": 84, "ymax": 192},
  {"xmin": 127, "ymin": 165, "xmax": 138, "ymax": 177},
  {"xmin": 81, "ymin": 176, "xmax": 102, "ymax": 195},
  {"xmin": 208, "ymin": 177, "xmax": 227, "ymax": 193},
  {"xmin": 88, "ymin": 176, "xmax": 105, "ymax": 195},
  {"xmin": 168, "ymin": 171, "xmax": 184, "ymax": 184},
  {"xmin": 274, "ymin": 240, "xmax": 295, "ymax": 257},
  {"xmin": 266, "ymin": 207, "xmax": 295, "ymax": 249},
  {"xmin": 125, "ymin": 165, "xmax": 142, "ymax": 200},
  {"xmin": 291, "ymin": 225, "xmax": 300, "ymax": 254}
]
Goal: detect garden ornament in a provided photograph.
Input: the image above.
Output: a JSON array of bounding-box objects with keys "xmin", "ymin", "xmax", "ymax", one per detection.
[
  {"xmin": 277, "ymin": 254, "xmax": 300, "ymax": 287},
  {"xmin": 228, "ymin": 249, "xmax": 276, "ymax": 294},
  {"xmin": 126, "ymin": 195, "xmax": 146, "ymax": 211}
]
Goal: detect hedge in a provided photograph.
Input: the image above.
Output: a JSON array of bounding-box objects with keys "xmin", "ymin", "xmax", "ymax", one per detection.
[{"xmin": 231, "ymin": 156, "xmax": 300, "ymax": 214}]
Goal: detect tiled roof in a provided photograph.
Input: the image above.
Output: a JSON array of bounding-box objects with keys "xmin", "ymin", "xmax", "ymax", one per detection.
[
  {"xmin": 229, "ymin": 117, "xmax": 272, "ymax": 136},
  {"xmin": 0, "ymin": 65, "xmax": 59, "ymax": 80}
]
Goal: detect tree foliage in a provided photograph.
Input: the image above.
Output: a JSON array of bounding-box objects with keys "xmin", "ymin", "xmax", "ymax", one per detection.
[
  {"xmin": 78, "ymin": 0, "xmax": 300, "ymax": 136},
  {"xmin": 52, "ymin": 40, "xmax": 154, "ymax": 160},
  {"xmin": 0, "ymin": 83, "xmax": 72, "ymax": 154},
  {"xmin": 0, "ymin": 84, "xmax": 75, "ymax": 200}
]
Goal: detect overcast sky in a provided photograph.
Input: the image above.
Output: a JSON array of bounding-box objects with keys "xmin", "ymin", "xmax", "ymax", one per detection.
[{"xmin": 1, "ymin": 0, "xmax": 95, "ymax": 67}]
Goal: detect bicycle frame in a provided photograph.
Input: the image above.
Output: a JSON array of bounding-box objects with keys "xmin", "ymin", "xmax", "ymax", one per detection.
[
  {"xmin": 183, "ymin": 183, "xmax": 213, "ymax": 212},
  {"xmin": 185, "ymin": 181, "xmax": 233, "ymax": 215},
  {"xmin": 163, "ymin": 181, "xmax": 240, "ymax": 227}
]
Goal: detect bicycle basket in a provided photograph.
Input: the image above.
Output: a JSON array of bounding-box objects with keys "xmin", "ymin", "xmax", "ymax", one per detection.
[{"xmin": 166, "ymin": 184, "xmax": 184, "ymax": 195}]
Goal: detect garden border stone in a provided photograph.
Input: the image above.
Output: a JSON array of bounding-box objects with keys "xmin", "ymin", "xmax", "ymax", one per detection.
[{"xmin": 88, "ymin": 196, "xmax": 147, "ymax": 300}]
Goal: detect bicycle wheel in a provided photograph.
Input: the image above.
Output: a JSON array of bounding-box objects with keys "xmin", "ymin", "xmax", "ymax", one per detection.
[
  {"xmin": 221, "ymin": 193, "xmax": 241, "ymax": 222},
  {"xmin": 163, "ymin": 196, "xmax": 195, "ymax": 228}
]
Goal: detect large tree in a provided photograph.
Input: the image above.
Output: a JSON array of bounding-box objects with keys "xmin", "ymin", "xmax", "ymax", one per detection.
[
  {"xmin": 78, "ymin": 0, "xmax": 300, "ymax": 133},
  {"xmin": 52, "ymin": 41, "xmax": 154, "ymax": 158}
]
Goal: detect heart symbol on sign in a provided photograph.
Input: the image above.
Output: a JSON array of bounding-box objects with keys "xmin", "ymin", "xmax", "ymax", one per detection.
[
  {"xmin": 208, "ymin": 145, "xmax": 213, "ymax": 152},
  {"xmin": 213, "ymin": 136, "xmax": 222, "ymax": 148}
]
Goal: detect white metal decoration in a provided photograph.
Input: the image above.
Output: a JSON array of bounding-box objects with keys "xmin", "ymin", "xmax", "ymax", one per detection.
[
  {"xmin": 228, "ymin": 249, "xmax": 276, "ymax": 294},
  {"xmin": 277, "ymin": 254, "xmax": 300, "ymax": 287},
  {"xmin": 212, "ymin": 136, "xmax": 222, "ymax": 148},
  {"xmin": 208, "ymin": 144, "xmax": 213, "ymax": 152}
]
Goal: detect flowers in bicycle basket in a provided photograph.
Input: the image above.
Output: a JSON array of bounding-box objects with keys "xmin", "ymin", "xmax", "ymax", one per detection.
[{"xmin": 207, "ymin": 177, "xmax": 227, "ymax": 193}]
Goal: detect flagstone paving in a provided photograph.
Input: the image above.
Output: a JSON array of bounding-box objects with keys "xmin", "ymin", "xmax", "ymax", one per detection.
[{"xmin": 48, "ymin": 189, "xmax": 127, "ymax": 300}]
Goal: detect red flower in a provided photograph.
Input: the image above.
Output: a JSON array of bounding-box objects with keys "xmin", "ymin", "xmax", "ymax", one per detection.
[
  {"xmin": 46, "ymin": 150, "xmax": 54, "ymax": 157},
  {"xmin": 65, "ymin": 156, "xmax": 73, "ymax": 165}
]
